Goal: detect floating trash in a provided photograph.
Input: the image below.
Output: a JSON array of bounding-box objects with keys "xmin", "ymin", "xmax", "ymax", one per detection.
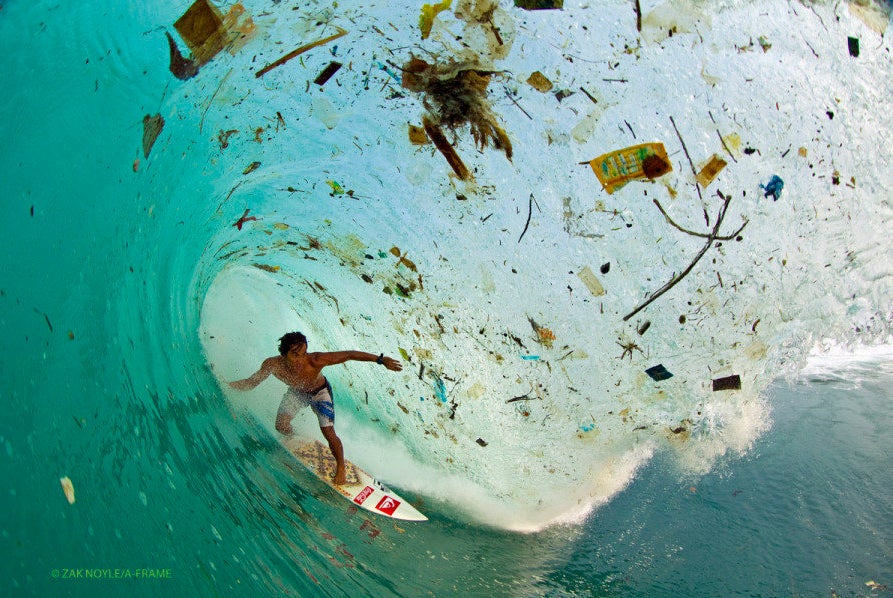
[
  {"xmin": 526, "ymin": 71, "xmax": 553, "ymax": 93},
  {"xmin": 712, "ymin": 374, "xmax": 742, "ymax": 391},
  {"xmin": 314, "ymin": 61, "xmax": 342, "ymax": 86},
  {"xmin": 408, "ymin": 124, "xmax": 429, "ymax": 145},
  {"xmin": 60, "ymin": 476, "xmax": 75, "ymax": 504},
  {"xmin": 419, "ymin": 0, "xmax": 452, "ymax": 39},
  {"xmin": 589, "ymin": 142, "xmax": 672, "ymax": 194},
  {"xmin": 577, "ymin": 266, "xmax": 606, "ymax": 297},
  {"xmin": 760, "ymin": 175, "xmax": 784, "ymax": 200},
  {"xmin": 696, "ymin": 154, "xmax": 727, "ymax": 187},
  {"xmin": 645, "ymin": 364, "xmax": 673, "ymax": 381},
  {"xmin": 142, "ymin": 114, "xmax": 164, "ymax": 158}
]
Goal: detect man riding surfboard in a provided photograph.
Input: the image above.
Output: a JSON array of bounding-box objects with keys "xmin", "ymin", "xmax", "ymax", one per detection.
[{"xmin": 229, "ymin": 332, "xmax": 402, "ymax": 485}]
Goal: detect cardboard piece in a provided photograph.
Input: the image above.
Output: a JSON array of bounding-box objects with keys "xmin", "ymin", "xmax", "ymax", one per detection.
[
  {"xmin": 696, "ymin": 154, "xmax": 727, "ymax": 187},
  {"xmin": 174, "ymin": 0, "xmax": 228, "ymax": 65},
  {"xmin": 527, "ymin": 71, "xmax": 554, "ymax": 92}
]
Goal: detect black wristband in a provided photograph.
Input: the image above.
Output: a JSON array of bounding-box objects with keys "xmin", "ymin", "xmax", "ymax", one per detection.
[{"xmin": 376, "ymin": 353, "xmax": 384, "ymax": 365}]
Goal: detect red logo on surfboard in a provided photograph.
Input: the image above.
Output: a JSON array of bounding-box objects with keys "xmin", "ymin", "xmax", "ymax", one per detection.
[
  {"xmin": 354, "ymin": 486, "xmax": 375, "ymax": 505},
  {"xmin": 375, "ymin": 495, "xmax": 401, "ymax": 515}
]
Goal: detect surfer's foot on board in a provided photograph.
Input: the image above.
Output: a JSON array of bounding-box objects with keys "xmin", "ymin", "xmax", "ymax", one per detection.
[{"xmin": 333, "ymin": 468, "xmax": 347, "ymax": 485}]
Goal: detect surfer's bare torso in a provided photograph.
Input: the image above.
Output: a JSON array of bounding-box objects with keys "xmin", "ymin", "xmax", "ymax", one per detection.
[{"xmin": 263, "ymin": 353, "xmax": 327, "ymax": 392}]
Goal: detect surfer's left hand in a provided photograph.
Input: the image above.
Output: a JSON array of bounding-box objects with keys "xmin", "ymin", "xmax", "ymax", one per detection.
[{"xmin": 381, "ymin": 356, "xmax": 402, "ymax": 372}]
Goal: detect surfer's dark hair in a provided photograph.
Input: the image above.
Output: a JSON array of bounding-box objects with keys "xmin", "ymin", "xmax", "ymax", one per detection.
[{"xmin": 278, "ymin": 332, "xmax": 307, "ymax": 355}]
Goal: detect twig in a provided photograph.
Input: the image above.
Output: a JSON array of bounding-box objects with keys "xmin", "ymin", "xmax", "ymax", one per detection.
[
  {"xmin": 653, "ymin": 199, "xmax": 747, "ymax": 241},
  {"xmin": 634, "ymin": 0, "xmax": 642, "ymax": 32},
  {"xmin": 714, "ymin": 129, "xmax": 737, "ymax": 163},
  {"xmin": 518, "ymin": 194, "xmax": 534, "ymax": 243},
  {"xmin": 708, "ymin": 111, "xmax": 737, "ymax": 163},
  {"xmin": 200, "ymin": 68, "xmax": 232, "ymax": 134},
  {"xmin": 255, "ymin": 26, "xmax": 348, "ymax": 78},
  {"xmin": 504, "ymin": 88, "xmax": 532, "ymax": 120},
  {"xmin": 506, "ymin": 395, "xmax": 536, "ymax": 404},
  {"xmin": 623, "ymin": 192, "xmax": 741, "ymax": 321},
  {"xmin": 669, "ymin": 115, "xmax": 707, "ymax": 222},
  {"xmin": 804, "ymin": 40, "xmax": 819, "ymax": 58},
  {"xmin": 579, "ymin": 87, "xmax": 598, "ymax": 104}
]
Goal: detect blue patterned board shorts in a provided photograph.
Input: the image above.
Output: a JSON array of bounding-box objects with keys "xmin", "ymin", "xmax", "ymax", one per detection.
[{"xmin": 278, "ymin": 381, "xmax": 335, "ymax": 428}]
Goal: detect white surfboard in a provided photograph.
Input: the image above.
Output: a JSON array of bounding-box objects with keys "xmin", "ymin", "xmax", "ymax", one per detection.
[{"xmin": 283, "ymin": 436, "xmax": 427, "ymax": 522}]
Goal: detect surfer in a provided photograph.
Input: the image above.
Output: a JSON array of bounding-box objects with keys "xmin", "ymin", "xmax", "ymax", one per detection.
[{"xmin": 228, "ymin": 332, "xmax": 402, "ymax": 485}]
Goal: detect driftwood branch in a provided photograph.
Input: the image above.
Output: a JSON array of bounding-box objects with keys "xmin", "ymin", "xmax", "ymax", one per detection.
[
  {"xmin": 623, "ymin": 191, "xmax": 745, "ymax": 321},
  {"xmin": 653, "ymin": 198, "xmax": 747, "ymax": 241}
]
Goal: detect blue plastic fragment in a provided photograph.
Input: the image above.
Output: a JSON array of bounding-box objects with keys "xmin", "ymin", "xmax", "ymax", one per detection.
[
  {"xmin": 521, "ymin": 355, "xmax": 540, "ymax": 361},
  {"xmin": 375, "ymin": 61, "xmax": 401, "ymax": 82},
  {"xmin": 760, "ymin": 175, "xmax": 784, "ymax": 201},
  {"xmin": 434, "ymin": 377, "xmax": 447, "ymax": 403}
]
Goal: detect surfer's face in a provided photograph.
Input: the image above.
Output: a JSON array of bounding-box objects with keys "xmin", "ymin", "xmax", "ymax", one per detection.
[{"xmin": 286, "ymin": 341, "xmax": 307, "ymax": 360}]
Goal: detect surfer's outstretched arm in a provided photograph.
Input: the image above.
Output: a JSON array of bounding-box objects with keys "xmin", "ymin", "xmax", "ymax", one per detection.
[
  {"xmin": 313, "ymin": 351, "xmax": 403, "ymax": 372},
  {"xmin": 229, "ymin": 357, "xmax": 276, "ymax": 390}
]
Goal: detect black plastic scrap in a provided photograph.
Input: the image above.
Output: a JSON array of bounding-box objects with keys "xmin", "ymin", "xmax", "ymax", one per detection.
[
  {"xmin": 166, "ymin": 31, "xmax": 198, "ymax": 80},
  {"xmin": 645, "ymin": 364, "xmax": 673, "ymax": 381},
  {"xmin": 848, "ymin": 36, "xmax": 860, "ymax": 57},
  {"xmin": 314, "ymin": 61, "xmax": 342, "ymax": 86},
  {"xmin": 476, "ymin": 438, "xmax": 488, "ymax": 447},
  {"xmin": 712, "ymin": 375, "xmax": 741, "ymax": 391}
]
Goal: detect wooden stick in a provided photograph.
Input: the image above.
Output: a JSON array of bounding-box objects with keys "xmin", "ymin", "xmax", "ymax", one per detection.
[
  {"xmin": 422, "ymin": 116, "xmax": 470, "ymax": 180},
  {"xmin": 255, "ymin": 27, "xmax": 348, "ymax": 78}
]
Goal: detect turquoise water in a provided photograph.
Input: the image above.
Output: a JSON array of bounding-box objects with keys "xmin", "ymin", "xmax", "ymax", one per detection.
[{"xmin": 2, "ymin": 0, "xmax": 891, "ymax": 596}]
